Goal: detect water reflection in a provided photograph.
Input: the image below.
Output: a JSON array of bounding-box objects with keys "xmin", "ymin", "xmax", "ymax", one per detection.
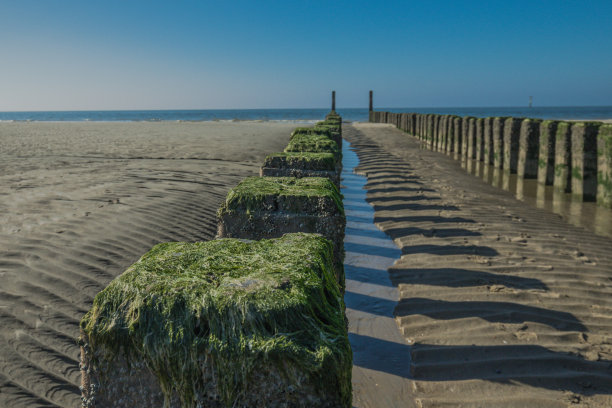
[{"xmin": 463, "ymin": 158, "xmax": 612, "ymax": 238}]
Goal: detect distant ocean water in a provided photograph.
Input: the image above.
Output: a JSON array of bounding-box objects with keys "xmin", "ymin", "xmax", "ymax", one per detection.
[{"xmin": 0, "ymin": 106, "xmax": 611, "ymax": 123}]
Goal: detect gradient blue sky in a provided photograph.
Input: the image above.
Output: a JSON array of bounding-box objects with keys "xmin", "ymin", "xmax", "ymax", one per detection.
[{"xmin": 1, "ymin": 0, "xmax": 611, "ymax": 110}]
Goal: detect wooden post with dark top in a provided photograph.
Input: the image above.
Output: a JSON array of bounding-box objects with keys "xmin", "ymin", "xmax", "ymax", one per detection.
[
  {"xmin": 331, "ymin": 91, "xmax": 336, "ymax": 111},
  {"xmin": 369, "ymin": 90, "xmax": 373, "ymax": 112}
]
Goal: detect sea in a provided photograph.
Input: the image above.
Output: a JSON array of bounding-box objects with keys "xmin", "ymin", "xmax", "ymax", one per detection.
[{"xmin": 1, "ymin": 106, "xmax": 612, "ymax": 123}]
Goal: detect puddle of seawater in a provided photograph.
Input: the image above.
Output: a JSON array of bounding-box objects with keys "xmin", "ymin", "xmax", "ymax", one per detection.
[
  {"xmin": 463, "ymin": 159, "xmax": 612, "ymax": 238},
  {"xmin": 341, "ymin": 140, "xmax": 412, "ymax": 406},
  {"xmin": 417, "ymin": 141, "xmax": 612, "ymax": 237}
]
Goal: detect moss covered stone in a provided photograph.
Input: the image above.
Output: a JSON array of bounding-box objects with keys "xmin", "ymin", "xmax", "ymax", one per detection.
[
  {"xmin": 325, "ymin": 111, "xmax": 342, "ymax": 122},
  {"xmin": 80, "ymin": 233, "xmax": 352, "ymax": 408},
  {"xmin": 260, "ymin": 152, "xmax": 340, "ymax": 186},
  {"xmin": 217, "ymin": 177, "xmax": 346, "ymax": 285},
  {"xmin": 219, "ymin": 176, "xmax": 343, "ymax": 216},
  {"xmin": 285, "ymin": 134, "xmax": 340, "ymax": 159},
  {"xmin": 291, "ymin": 127, "xmax": 331, "ymax": 139}
]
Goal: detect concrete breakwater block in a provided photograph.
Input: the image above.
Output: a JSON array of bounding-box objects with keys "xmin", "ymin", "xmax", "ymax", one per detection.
[
  {"xmin": 79, "ymin": 233, "xmax": 352, "ymax": 408},
  {"xmin": 260, "ymin": 152, "xmax": 341, "ymax": 186},
  {"xmin": 291, "ymin": 126, "xmax": 341, "ymax": 149},
  {"xmin": 537, "ymin": 120, "xmax": 558, "ymax": 185},
  {"xmin": 517, "ymin": 118, "xmax": 542, "ymax": 179},
  {"xmin": 598, "ymin": 124, "xmax": 612, "ymax": 208},
  {"xmin": 325, "ymin": 111, "xmax": 342, "ymax": 122},
  {"xmin": 285, "ymin": 134, "xmax": 341, "ymax": 161},
  {"xmin": 315, "ymin": 125, "xmax": 342, "ymax": 148},
  {"xmin": 571, "ymin": 122, "xmax": 600, "ymax": 200},
  {"xmin": 216, "ymin": 176, "xmax": 345, "ymax": 284}
]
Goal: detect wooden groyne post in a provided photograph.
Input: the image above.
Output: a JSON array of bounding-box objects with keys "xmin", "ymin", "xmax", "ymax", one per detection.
[
  {"xmin": 368, "ymin": 109, "xmax": 612, "ymax": 209},
  {"xmin": 332, "ymin": 90, "xmax": 336, "ymax": 112}
]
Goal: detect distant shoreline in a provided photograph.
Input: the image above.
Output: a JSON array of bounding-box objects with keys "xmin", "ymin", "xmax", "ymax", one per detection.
[{"xmin": 2, "ymin": 107, "xmax": 612, "ymax": 123}]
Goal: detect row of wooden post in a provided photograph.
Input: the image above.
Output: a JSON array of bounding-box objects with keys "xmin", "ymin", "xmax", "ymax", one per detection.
[{"xmin": 368, "ymin": 111, "xmax": 612, "ymax": 208}]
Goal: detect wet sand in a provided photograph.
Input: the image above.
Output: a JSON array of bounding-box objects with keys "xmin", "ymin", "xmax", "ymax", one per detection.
[
  {"xmin": 345, "ymin": 122, "xmax": 612, "ymax": 408},
  {"xmin": 341, "ymin": 138, "xmax": 412, "ymax": 407},
  {"xmin": 0, "ymin": 121, "xmax": 294, "ymax": 407}
]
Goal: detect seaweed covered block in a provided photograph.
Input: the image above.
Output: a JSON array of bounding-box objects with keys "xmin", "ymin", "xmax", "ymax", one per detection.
[
  {"xmin": 217, "ymin": 177, "xmax": 345, "ymax": 280},
  {"xmin": 290, "ymin": 126, "xmax": 341, "ymax": 147},
  {"xmin": 260, "ymin": 152, "xmax": 341, "ymax": 187},
  {"xmin": 314, "ymin": 123, "xmax": 342, "ymax": 148},
  {"xmin": 285, "ymin": 134, "xmax": 341, "ymax": 161},
  {"xmin": 79, "ymin": 233, "xmax": 352, "ymax": 408},
  {"xmin": 325, "ymin": 111, "xmax": 342, "ymax": 122}
]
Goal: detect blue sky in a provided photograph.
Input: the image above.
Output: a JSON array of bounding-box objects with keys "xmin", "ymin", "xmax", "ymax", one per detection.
[{"xmin": 1, "ymin": 0, "xmax": 611, "ymax": 110}]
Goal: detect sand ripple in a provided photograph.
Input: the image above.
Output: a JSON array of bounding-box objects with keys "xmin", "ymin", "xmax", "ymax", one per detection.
[
  {"xmin": 347, "ymin": 123, "xmax": 612, "ymax": 408},
  {"xmin": 0, "ymin": 122, "xmax": 292, "ymax": 407}
]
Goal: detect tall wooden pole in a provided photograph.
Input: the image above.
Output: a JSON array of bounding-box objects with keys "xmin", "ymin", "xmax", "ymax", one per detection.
[
  {"xmin": 332, "ymin": 90, "xmax": 336, "ymax": 111},
  {"xmin": 369, "ymin": 90, "xmax": 373, "ymax": 112}
]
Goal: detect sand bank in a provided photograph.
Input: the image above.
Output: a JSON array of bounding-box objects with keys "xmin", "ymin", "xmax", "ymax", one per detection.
[
  {"xmin": 0, "ymin": 121, "xmax": 294, "ymax": 407},
  {"xmin": 346, "ymin": 122, "xmax": 612, "ymax": 407}
]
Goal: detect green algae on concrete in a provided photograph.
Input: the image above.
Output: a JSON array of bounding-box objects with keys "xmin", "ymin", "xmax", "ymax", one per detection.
[
  {"xmin": 598, "ymin": 124, "xmax": 612, "ymax": 208},
  {"xmin": 219, "ymin": 176, "xmax": 343, "ymax": 217},
  {"xmin": 260, "ymin": 152, "xmax": 340, "ymax": 186},
  {"xmin": 217, "ymin": 177, "xmax": 346, "ymax": 290},
  {"xmin": 291, "ymin": 127, "xmax": 332, "ymax": 139},
  {"xmin": 263, "ymin": 152, "xmax": 337, "ymax": 172},
  {"xmin": 80, "ymin": 233, "xmax": 351, "ymax": 408},
  {"xmin": 285, "ymin": 134, "xmax": 340, "ymax": 159}
]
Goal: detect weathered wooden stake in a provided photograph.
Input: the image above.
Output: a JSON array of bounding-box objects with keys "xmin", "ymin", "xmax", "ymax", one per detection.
[
  {"xmin": 369, "ymin": 90, "xmax": 373, "ymax": 112},
  {"xmin": 331, "ymin": 91, "xmax": 336, "ymax": 111}
]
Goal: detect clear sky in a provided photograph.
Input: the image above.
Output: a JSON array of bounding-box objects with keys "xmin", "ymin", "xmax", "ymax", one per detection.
[{"xmin": 1, "ymin": 0, "xmax": 611, "ymax": 110}]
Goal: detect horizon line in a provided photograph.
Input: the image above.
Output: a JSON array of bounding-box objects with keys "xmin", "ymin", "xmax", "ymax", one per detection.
[{"xmin": 2, "ymin": 104, "xmax": 612, "ymax": 113}]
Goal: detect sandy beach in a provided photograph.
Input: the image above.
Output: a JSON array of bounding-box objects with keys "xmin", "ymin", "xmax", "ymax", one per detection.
[
  {"xmin": 346, "ymin": 122, "xmax": 612, "ymax": 407},
  {"xmin": 0, "ymin": 121, "xmax": 295, "ymax": 407}
]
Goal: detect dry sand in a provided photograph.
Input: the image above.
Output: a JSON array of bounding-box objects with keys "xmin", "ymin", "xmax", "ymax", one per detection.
[
  {"xmin": 0, "ymin": 121, "xmax": 295, "ymax": 407},
  {"xmin": 345, "ymin": 122, "xmax": 612, "ymax": 408}
]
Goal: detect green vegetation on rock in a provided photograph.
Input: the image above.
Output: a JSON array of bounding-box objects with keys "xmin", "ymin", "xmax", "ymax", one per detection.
[
  {"xmin": 219, "ymin": 176, "xmax": 343, "ymax": 216},
  {"xmin": 290, "ymin": 127, "xmax": 332, "ymax": 140},
  {"xmin": 263, "ymin": 152, "xmax": 338, "ymax": 171},
  {"xmin": 285, "ymin": 134, "xmax": 340, "ymax": 158},
  {"xmin": 80, "ymin": 233, "xmax": 352, "ymax": 408}
]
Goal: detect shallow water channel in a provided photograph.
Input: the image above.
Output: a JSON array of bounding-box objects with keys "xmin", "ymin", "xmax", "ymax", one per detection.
[{"xmin": 341, "ymin": 141, "xmax": 412, "ymax": 407}]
